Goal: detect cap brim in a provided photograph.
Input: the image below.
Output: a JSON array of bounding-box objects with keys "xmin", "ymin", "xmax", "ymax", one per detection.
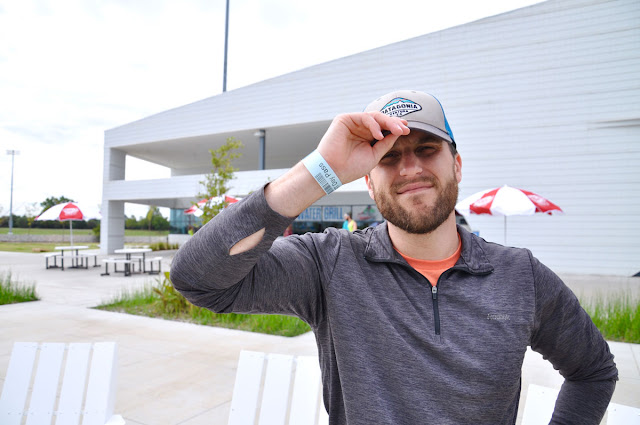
[{"xmin": 407, "ymin": 121, "xmax": 453, "ymax": 144}]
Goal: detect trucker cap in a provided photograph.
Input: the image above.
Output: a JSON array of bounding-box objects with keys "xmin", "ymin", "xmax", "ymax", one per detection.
[{"xmin": 364, "ymin": 90, "xmax": 456, "ymax": 148}]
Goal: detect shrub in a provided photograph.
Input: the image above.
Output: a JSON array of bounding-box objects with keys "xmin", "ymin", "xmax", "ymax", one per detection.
[
  {"xmin": 0, "ymin": 272, "xmax": 39, "ymax": 305},
  {"xmin": 149, "ymin": 242, "xmax": 180, "ymax": 251},
  {"xmin": 96, "ymin": 272, "xmax": 311, "ymax": 337}
]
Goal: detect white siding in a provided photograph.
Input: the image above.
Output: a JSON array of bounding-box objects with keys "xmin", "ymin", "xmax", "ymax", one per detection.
[{"xmin": 103, "ymin": 0, "xmax": 640, "ymax": 275}]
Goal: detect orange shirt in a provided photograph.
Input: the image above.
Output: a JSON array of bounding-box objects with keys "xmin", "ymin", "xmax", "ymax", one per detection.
[{"xmin": 398, "ymin": 236, "xmax": 462, "ymax": 286}]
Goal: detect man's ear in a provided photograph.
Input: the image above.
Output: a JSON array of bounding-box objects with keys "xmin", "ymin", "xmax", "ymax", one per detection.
[
  {"xmin": 454, "ymin": 153, "xmax": 462, "ymax": 183},
  {"xmin": 365, "ymin": 174, "xmax": 375, "ymax": 201}
]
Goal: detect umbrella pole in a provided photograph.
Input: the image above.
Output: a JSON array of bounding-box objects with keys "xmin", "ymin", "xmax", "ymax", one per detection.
[
  {"xmin": 504, "ymin": 216, "xmax": 507, "ymax": 245},
  {"xmin": 70, "ymin": 221, "xmax": 73, "ymax": 246}
]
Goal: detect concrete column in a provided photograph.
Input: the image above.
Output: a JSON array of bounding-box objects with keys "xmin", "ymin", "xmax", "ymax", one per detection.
[
  {"xmin": 101, "ymin": 148, "xmax": 126, "ymax": 254},
  {"xmin": 105, "ymin": 147, "xmax": 126, "ymax": 181},
  {"xmin": 100, "ymin": 200, "xmax": 125, "ymax": 254}
]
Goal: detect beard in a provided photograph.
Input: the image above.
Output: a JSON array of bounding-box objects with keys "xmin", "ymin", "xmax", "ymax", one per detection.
[{"xmin": 371, "ymin": 168, "xmax": 459, "ymax": 235}]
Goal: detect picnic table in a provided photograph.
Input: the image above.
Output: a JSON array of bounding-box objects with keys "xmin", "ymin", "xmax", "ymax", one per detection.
[
  {"xmin": 46, "ymin": 246, "xmax": 96, "ymax": 271},
  {"xmin": 101, "ymin": 248, "xmax": 158, "ymax": 277}
]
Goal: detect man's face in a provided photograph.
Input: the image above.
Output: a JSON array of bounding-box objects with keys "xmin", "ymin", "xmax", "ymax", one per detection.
[{"xmin": 365, "ymin": 131, "xmax": 462, "ymax": 234}]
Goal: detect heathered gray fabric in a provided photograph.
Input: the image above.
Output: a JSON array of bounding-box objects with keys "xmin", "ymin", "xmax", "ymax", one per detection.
[{"xmin": 171, "ymin": 187, "xmax": 618, "ymax": 425}]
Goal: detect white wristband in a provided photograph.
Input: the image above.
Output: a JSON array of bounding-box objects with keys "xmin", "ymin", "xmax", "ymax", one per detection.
[{"xmin": 302, "ymin": 150, "xmax": 342, "ymax": 194}]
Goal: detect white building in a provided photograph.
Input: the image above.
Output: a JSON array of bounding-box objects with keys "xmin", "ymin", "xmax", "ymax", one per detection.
[{"xmin": 102, "ymin": 0, "xmax": 640, "ymax": 276}]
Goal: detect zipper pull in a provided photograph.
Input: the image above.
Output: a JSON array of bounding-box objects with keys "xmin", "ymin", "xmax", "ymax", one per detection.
[{"xmin": 432, "ymin": 285, "xmax": 438, "ymax": 300}]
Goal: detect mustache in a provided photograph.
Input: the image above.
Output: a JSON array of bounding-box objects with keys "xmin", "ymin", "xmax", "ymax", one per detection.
[{"xmin": 392, "ymin": 176, "xmax": 438, "ymax": 193}]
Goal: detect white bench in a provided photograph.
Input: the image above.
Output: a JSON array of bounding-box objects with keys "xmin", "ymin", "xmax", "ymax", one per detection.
[
  {"xmin": 78, "ymin": 252, "xmax": 100, "ymax": 268},
  {"xmin": 44, "ymin": 252, "xmax": 62, "ymax": 269},
  {"xmin": 46, "ymin": 253, "xmax": 90, "ymax": 271},
  {"xmin": 228, "ymin": 350, "xmax": 327, "ymax": 425},
  {"xmin": 0, "ymin": 342, "xmax": 124, "ymax": 425},
  {"xmin": 101, "ymin": 258, "xmax": 137, "ymax": 277},
  {"xmin": 145, "ymin": 257, "xmax": 163, "ymax": 275},
  {"xmin": 522, "ymin": 384, "xmax": 640, "ymax": 424}
]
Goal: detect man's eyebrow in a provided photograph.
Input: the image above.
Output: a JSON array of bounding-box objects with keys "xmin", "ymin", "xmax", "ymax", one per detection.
[{"xmin": 416, "ymin": 137, "xmax": 443, "ymax": 145}]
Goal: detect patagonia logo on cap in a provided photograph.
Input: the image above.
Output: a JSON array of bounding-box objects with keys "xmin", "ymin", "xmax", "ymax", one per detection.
[{"xmin": 380, "ymin": 97, "xmax": 422, "ymax": 117}]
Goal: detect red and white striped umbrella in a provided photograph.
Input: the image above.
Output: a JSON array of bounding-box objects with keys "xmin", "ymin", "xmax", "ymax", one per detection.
[
  {"xmin": 36, "ymin": 202, "xmax": 101, "ymax": 245},
  {"xmin": 184, "ymin": 199, "xmax": 209, "ymax": 217},
  {"xmin": 456, "ymin": 185, "xmax": 563, "ymax": 244},
  {"xmin": 184, "ymin": 195, "xmax": 240, "ymax": 217}
]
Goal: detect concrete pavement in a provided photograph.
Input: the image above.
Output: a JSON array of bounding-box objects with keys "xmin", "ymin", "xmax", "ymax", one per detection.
[{"xmin": 0, "ymin": 250, "xmax": 638, "ymax": 424}]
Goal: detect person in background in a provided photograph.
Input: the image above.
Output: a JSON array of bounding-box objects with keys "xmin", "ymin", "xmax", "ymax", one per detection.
[
  {"xmin": 342, "ymin": 213, "xmax": 357, "ymax": 232},
  {"xmin": 171, "ymin": 90, "xmax": 617, "ymax": 425}
]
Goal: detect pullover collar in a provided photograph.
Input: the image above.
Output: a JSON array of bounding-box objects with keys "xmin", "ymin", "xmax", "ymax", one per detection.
[{"xmin": 364, "ymin": 222, "xmax": 494, "ymax": 275}]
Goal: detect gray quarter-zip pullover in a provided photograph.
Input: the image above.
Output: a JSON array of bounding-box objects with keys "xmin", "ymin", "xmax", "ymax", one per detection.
[{"xmin": 171, "ymin": 187, "xmax": 617, "ymax": 424}]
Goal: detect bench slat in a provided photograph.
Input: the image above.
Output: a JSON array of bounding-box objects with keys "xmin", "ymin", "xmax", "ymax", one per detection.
[
  {"xmin": 228, "ymin": 351, "xmax": 265, "ymax": 425},
  {"xmin": 0, "ymin": 342, "xmax": 38, "ymax": 425},
  {"xmin": 608, "ymin": 403, "xmax": 640, "ymax": 424},
  {"xmin": 258, "ymin": 354, "xmax": 294, "ymax": 425},
  {"xmin": 289, "ymin": 356, "xmax": 322, "ymax": 425},
  {"xmin": 82, "ymin": 342, "xmax": 118, "ymax": 425},
  {"xmin": 26, "ymin": 343, "xmax": 65, "ymax": 425},
  {"xmin": 521, "ymin": 384, "xmax": 559, "ymax": 425},
  {"xmin": 57, "ymin": 343, "xmax": 91, "ymax": 425}
]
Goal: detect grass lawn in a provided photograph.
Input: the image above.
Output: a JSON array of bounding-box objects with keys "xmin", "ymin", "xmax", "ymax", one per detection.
[
  {"xmin": 0, "ymin": 228, "xmax": 169, "ymax": 237},
  {"xmin": 0, "ymin": 227, "xmax": 95, "ymax": 236},
  {"xmin": 0, "ymin": 242, "xmax": 100, "ymax": 253},
  {"xmin": 0, "ymin": 228, "xmax": 169, "ymax": 253}
]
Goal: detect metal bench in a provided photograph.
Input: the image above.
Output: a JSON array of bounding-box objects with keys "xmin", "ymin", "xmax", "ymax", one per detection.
[
  {"xmin": 145, "ymin": 257, "xmax": 163, "ymax": 275},
  {"xmin": 101, "ymin": 258, "xmax": 137, "ymax": 277},
  {"xmin": 78, "ymin": 252, "xmax": 100, "ymax": 268},
  {"xmin": 44, "ymin": 253, "xmax": 62, "ymax": 269}
]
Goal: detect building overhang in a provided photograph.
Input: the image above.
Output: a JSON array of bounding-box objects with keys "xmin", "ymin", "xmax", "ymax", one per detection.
[{"xmin": 102, "ymin": 169, "xmax": 373, "ymax": 209}]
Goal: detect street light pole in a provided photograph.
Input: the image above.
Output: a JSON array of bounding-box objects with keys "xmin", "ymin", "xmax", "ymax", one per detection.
[
  {"xmin": 223, "ymin": 0, "xmax": 229, "ymax": 92},
  {"xmin": 6, "ymin": 150, "xmax": 20, "ymax": 235}
]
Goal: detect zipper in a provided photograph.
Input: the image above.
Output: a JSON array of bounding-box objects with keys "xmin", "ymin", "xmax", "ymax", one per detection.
[
  {"xmin": 431, "ymin": 285, "xmax": 440, "ymax": 335},
  {"xmin": 431, "ymin": 269, "xmax": 456, "ymax": 336}
]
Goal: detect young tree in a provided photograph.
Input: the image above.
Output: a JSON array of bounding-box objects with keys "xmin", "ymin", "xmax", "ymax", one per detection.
[
  {"xmin": 144, "ymin": 206, "xmax": 170, "ymax": 231},
  {"xmin": 40, "ymin": 196, "xmax": 74, "ymax": 214},
  {"xmin": 146, "ymin": 206, "xmax": 158, "ymax": 231},
  {"xmin": 197, "ymin": 137, "xmax": 243, "ymax": 225},
  {"xmin": 24, "ymin": 202, "xmax": 39, "ymax": 233}
]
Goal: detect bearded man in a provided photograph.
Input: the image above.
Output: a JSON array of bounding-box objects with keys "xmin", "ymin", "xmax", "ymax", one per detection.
[{"xmin": 171, "ymin": 90, "xmax": 617, "ymax": 425}]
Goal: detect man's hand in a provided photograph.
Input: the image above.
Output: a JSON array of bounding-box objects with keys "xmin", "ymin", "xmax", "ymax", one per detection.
[
  {"xmin": 264, "ymin": 112, "xmax": 409, "ymax": 219},
  {"xmin": 316, "ymin": 112, "xmax": 410, "ymax": 184}
]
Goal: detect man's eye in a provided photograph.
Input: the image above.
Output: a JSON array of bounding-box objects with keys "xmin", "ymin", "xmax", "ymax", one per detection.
[
  {"xmin": 381, "ymin": 152, "xmax": 399, "ymax": 161},
  {"xmin": 417, "ymin": 146, "xmax": 437, "ymax": 155}
]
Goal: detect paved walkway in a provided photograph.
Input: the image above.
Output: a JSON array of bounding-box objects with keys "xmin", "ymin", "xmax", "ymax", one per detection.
[{"xmin": 0, "ymin": 250, "xmax": 638, "ymax": 424}]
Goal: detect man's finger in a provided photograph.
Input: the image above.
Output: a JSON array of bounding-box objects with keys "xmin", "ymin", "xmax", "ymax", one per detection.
[
  {"xmin": 365, "ymin": 112, "xmax": 409, "ymax": 144},
  {"xmin": 370, "ymin": 130, "xmax": 391, "ymax": 146}
]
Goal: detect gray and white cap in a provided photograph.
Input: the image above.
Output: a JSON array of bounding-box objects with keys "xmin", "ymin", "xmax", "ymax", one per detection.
[{"xmin": 364, "ymin": 90, "xmax": 456, "ymax": 148}]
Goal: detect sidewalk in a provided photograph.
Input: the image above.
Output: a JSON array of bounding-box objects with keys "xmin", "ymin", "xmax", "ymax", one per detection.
[{"xmin": 0, "ymin": 250, "xmax": 638, "ymax": 424}]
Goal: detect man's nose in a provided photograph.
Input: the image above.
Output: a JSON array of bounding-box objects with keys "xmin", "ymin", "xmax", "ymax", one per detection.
[{"xmin": 399, "ymin": 153, "xmax": 423, "ymax": 177}]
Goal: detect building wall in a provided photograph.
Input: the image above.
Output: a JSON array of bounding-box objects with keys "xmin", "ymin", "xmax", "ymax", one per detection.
[{"xmin": 103, "ymin": 0, "xmax": 640, "ymax": 275}]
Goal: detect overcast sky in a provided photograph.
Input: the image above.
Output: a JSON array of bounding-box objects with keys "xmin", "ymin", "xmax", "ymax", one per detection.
[{"xmin": 0, "ymin": 0, "xmax": 543, "ymax": 219}]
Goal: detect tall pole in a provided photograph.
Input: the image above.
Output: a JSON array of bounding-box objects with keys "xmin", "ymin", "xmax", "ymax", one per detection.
[
  {"xmin": 6, "ymin": 150, "xmax": 19, "ymax": 235},
  {"xmin": 254, "ymin": 130, "xmax": 266, "ymax": 170},
  {"xmin": 223, "ymin": 0, "xmax": 229, "ymax": 92}
]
